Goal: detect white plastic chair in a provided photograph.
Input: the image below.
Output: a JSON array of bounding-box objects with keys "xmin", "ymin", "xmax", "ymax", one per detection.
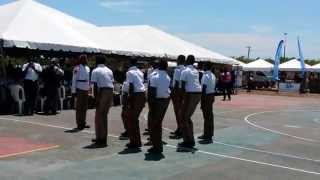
[
  {"xmin": 9, "ymin": 85, "xmax": 25, "ymax": 115},
  {"xmin": 58, "ymin": 86, "xmax": 66, "ymax": 111}
]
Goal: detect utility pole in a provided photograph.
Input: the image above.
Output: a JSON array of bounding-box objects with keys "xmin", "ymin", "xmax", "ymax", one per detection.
[
  {"xmin": 246, "ymin": 46, "xmax": 251, "ymax": 60},
  {"xmin": 283, "ymin": 33, "xmax": 288, "ymax": 60}
]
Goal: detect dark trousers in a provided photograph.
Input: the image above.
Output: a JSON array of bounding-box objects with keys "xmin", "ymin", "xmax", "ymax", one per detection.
[
  {"xmin": 150, "ymin": 98, "xmax": 170, "ymax": 151},
  {"xmin": 201, "ymin": 94, "xmax": 215, "ymax": 138},
  {"xmin": 127, "ymin": 92, "xmax": 146, "ymax": 146},
  {"xmin": 76, "ymin": 89, "xmax": 89, "ymax": 128},
  {"xmin": 171, "ymin": 88, "xmax": 183, "ymax": 132},
  {"xmin": 181, "ymin": 93, "xmax": 201, "ymax": 144},
  {"xmin": 95, "ymin": 89, "xmax": 113, "ymax": 142},
  {"xmin": 24, "ymin": 80, "xmax": 38, "ymax": 114},
  {"xmin": 121, "ymin": 93, "xmax": 129, "ymax": 132},
  {"xmin": 44, "ymin": 87, "xmax": 59, "ymax": 114},
  {"xmin": 223, "ymin": 85, "xmax": 232, "ymax": 100}
]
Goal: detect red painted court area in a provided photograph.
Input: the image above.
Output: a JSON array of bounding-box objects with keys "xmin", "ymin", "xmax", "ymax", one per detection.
[
  {"xmin": 0, "ymin": 137, "xmax": 58, "ymax": 158},
  {"xmin": 216, "ymin": 94, "xmax": 309, "ymax": 109}
]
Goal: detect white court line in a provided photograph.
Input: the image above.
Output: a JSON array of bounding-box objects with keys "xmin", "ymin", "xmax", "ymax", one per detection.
[
  {"xmin": 1, "ymin": 117, "xmax": 320, "ymax": 175},
  {"xmin": 313, "ymin": 118, "xmax": 320, "ymax": 125},
  {"xmin": 244, "ymin": 110, "xmax": 320, "ymax": 143},
  {"xmin": 143, "ymin": 113, "xmax": 320, "ymax": 163},
  {"xmin": 166, "ymin": 144, "xmax": 320, "ymax": 175}
]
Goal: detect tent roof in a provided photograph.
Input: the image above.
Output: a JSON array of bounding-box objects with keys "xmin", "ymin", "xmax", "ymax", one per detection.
[
  {"xmin": 232, "ymin": 60, "xmax": 246, "ymax": 67},
  {"xmin": 243, "ymin": 59, "xmax": 273, "ymax": 71},
  {"xmin": 0, "ymin": 0, "xmax": 100, "ymax": 52},
  {"xmin": 279, "ymin": 59, "xmax": 311, "ymax": 71},
  {"xmin": 95, "ymin": 25, "xmax": 235, "ymax": 64},
  {"xmin": 0, "ymin": 0, "xmax": 235, "ymax": 64}
]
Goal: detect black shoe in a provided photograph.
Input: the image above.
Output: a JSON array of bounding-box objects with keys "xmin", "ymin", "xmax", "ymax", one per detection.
[
  {"xmin": 170, "ymin": 129, "xmax": 180, "ymax": 135},
  {"xmin": 119, "ymin": 132, "xmax": 129, "ymax": 140},
  {"xmin": 126, "ymin": 143, "xmax": 142, "ymax": 149},
  {"xmin": 199, "ymin": 139, "xmax": 213, "ymax": 144},
  {"xmin": 77, "ymin": 125, "xmax": 90, "ymax": 130},
  {"xmin": 198, "ymin": 135, "xmax": 211, "ymax": 140},
  {"xmin": 144, "ymin": 141, "xmax": 152, "ymax": 146},
  {"xmin": 147, "ymin": 147, "xmax": 163, "ymax": 154},
  {"xmin": 178, "ymin": 142, "xmax": 195, "ymax": 148},
  {"xmin": 169, "ymin": 134, "xmax": 182, "ymax": 140},
  {"xmin": 84, "ymin": 141, "xmax": 107, "ymax": 149}
]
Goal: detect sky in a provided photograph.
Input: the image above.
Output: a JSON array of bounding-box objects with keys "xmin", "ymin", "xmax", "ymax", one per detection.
[{"xmin": 1, "ymin": 0, "xmax": 320, "ymax": 59}]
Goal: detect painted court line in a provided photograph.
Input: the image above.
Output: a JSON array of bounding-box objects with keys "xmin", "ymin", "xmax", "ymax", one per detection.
[
  {"xmin": 244, "ymin": 110, "xmax": 320, "ymax": 143},
  {"xmin": 1, "ymin": 117, "xmax": 320, "ymax": 175},
  {"xmin": 144, "ymin": 113, "xmax": 320, "ymax": 162},
  {"xmin": 143, "ymin": 114, "xmax": 320, "ymax": 163},
  {"xmin": 0, "ymin": 145, "xmax": 59, "ymax": 159}
]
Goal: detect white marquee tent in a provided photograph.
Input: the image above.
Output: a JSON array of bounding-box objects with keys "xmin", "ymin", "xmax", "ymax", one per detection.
[
  {"xmin": 0, "ymin": 0, "xmax": 236, "ymax": 64},
  {"xmin": 310, "ymin": 63, "xmax": 320, "ymax": 72},
  {"xmin": 279, "ymin": 59, "xmax": 312, "ymax": 72},
  {"xmin": 243, "ymin": 59, "xmax": 274, "ymax": 71}
]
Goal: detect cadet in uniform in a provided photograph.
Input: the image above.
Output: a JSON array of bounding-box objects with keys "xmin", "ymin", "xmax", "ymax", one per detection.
[
  {"xmin": 90, "ymin": 55, "xmax": 114, "ymax": 147},
  {"xmin": 126, "ymin": 58, "xmax": 146, "ymax": 150},
  {"xmin": 119, "ymin": 79, "xmax": 129, "ymax": 140},
  {"xmin": 179, "ymin": 55, "xmax": 202, "ymax": 149},
  {"xmin": 144, "ymin": 61, "xmax": 158, "ymax": 145},
  {"xmin": 42, "ymin": 58, "xmax": 64, "ymax": 115},
  {"xmin": 22, "ymin": 58, "xmax": 42, "ymax": 115},
  {"xmin": 199, "ymin": 62, "xmax": 216, "ymax": 144},
  {"xmin": 148, "ymin": 59, "xmax": 171, "ymax": 154},
  {"xmin": 170, "ymin": 55, "xmax": 185, "ymax": 139},
  {"xmin": 71, "ymin": 55, "xmax": 91, "ymax": 131}
]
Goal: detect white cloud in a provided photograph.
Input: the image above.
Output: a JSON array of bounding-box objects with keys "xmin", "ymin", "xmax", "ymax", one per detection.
[
  {"xmin": 99, "ymin": 0, "xmax": 143, "ymax": 13},
  {"xmin": 178, "ymin": 32, "xmax": 319, "ymax": 59},
  {"xmin": 250, "ymin": 25, "xmax": 273, "ymax": 33},
  {"xmin": 178, "ymin": 32, "xmax": 278, "ymax": 58}
]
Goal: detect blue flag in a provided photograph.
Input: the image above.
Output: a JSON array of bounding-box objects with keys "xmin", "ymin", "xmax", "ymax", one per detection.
[
  {"xmin": 273, "ymin": 40, "xmax": 284, "ymax": 81},
  {"xmin": 297, "ymin": 37, "xmax": 306, "ymax": 77}
]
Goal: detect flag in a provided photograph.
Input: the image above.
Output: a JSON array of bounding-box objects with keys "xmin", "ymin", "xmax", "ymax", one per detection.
[
  {"xmin": 297, "ymin": 37, "xmax": 306, "ymax": 77},
  {"xmin": 273, "ymin": 40, "xmax": 284, "ymax": 81}
]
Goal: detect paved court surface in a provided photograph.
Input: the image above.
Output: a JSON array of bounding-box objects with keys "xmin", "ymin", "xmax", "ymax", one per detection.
[{"xmin": 1, "ymin": 93, "xmax": 320, "ymax": 180}]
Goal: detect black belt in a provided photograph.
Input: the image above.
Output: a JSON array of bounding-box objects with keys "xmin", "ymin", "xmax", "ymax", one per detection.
[
  {"xmin": 99, "ymin": 87, "xmax": 113, "ymax": 91},
  {"xmin": 77, "ymin": 80, "xmax": 88, "ymax": 82},
  {"xmin": 186, "ymin": 92, "xmax": 201, "ymax": 94},
  {"xmin": 133, "ymin": 92, "xmax": 145, "ymax": 95},
  {"xmin": 156, "ymin": 97, "xmax": 170, "ymax": 100}
]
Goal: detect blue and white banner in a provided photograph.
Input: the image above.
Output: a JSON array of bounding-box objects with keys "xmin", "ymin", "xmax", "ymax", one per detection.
[
  {"xmin": 273, "ymin": 40, "xmax": 284, "ymax": 81},
  {"xmin": 297, "ymin": 37, "xmax": 306, "ymax": 77}
]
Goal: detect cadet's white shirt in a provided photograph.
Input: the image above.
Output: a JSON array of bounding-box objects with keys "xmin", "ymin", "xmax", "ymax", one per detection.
[
  {"xmin": 71, "ymin": 64, "xmax": 90, "ymax": 93},
  {"xmin": 22, "ymin": 62, "xmax": 42, "ymax": 81},
  {"xmin": 91, "ymin": 64, "xmax": 114, "ymax": 89},
  {"xmin": 172, "ymin": 65, "xmax": 185, "ymax": 88},
  {"xmin": 126, "ymin": 66, "xmax": 146, "ymax": 93},
  {"xmin": 201, "ymin": 71, "xmax": 216, "ymax": 94},
  {"xmin": 180, "ymin": 65, "xmax": 202, "ymax": 93},
  {"xmin": 122, "ymin": 81, "xmax": 129, "ymax": 94},
  {"xmin": 150, "ymin": 70, "xmax": 171, "ymax": 98}
]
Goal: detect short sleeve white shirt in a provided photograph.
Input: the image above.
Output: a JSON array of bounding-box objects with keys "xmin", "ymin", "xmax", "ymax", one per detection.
[
  {"xmin": 201, "ymin": 71, "xmax": 216, "ymax": 94},
  {"xmin": 122, "ymin": 81, "xmax": 129, "ymax": 94},
  {"xmin": 180, "ymin": 65, "xmax": 202, "ymax": 93},
  {"xmin": 172, "ymin": 65, "xmax": 185, "ymax": 88},
  {"xmin": 150, "ymin": 70, "xmax": 171, "ymax": 98},
  {"xmin": 91, "ymin": 64, "xmax": 114, "ymax": 89},
  {"xmin": 126, "ymin": 66, "xmax": 146, "ymax": 93},
  {"xmin": 71, "ymin": 64, "xmax": 90, "ymax": 93},
  {"xmin": 22, "ymin": 62, "xmax": 42, "ymax": 81}
]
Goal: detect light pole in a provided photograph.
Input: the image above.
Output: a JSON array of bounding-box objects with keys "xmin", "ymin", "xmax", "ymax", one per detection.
[
  {"xmin": 246, "ymin": 46, "xmax": 251, "ymax": 60},
  {"xmin": 283, "ymin": 33, "xmax": 288, "ymax": 60}
]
